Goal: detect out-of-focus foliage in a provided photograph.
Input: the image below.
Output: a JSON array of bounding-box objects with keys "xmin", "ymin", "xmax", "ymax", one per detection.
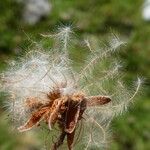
[
  {"xmin": 0, "ymin": 0, "xmax": 22, "ymax": 53},
  {"xmin": 0, "ymin": 0, "xmax": 149, "ymax": 150}
]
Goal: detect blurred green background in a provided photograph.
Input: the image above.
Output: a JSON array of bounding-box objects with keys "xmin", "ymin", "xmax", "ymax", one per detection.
[{"xmin": 0, "ymin": 0, "xmax": 150, "ymax": 150}]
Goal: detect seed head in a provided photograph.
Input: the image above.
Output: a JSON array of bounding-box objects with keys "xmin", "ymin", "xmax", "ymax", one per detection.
[{"xmin": 1, "ymin": 27, "xmax": 142, "ymax": 149}]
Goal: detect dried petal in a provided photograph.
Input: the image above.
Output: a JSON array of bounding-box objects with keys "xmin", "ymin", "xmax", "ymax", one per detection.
[
  {"xmin": 48, "ymin": 99, "xmax": 62, "ymax": 129},
  {"xmin": 87, "ymin": 96, "xmax": 111, "ymax": 107},
  {"xmin": 65, "ymin": 101, "xmax": 80, "ymax": 134},
  {"xmin": 18, "ymin": 107, "xmax": 49, "ymax": 132}
]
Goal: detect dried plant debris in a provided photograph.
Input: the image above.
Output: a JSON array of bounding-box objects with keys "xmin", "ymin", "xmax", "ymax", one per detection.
[{"xmin": 0, "ymin": 27, "xmax": 142, "ymax": 150}]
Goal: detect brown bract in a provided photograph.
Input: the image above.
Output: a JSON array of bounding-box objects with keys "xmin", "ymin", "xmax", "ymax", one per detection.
[{"xmin": 18, "ymin": 89, "xmax": 111, "ymax": 150}]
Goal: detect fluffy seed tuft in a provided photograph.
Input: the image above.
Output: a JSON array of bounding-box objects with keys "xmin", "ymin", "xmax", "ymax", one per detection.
[{"xmin": 1, "ymin": 27, "xmax": 142, "ymax": 149}]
